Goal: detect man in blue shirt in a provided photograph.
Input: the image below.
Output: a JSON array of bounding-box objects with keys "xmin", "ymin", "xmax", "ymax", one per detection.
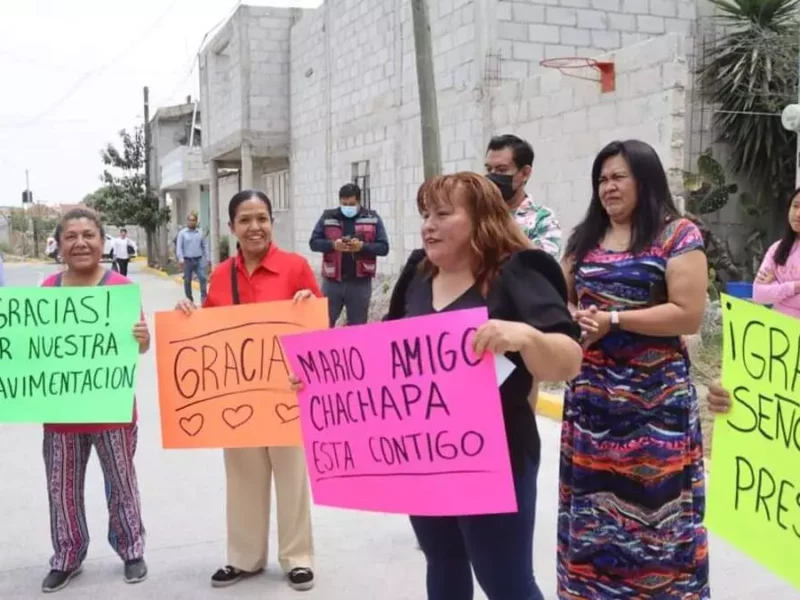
[
  {"xmin": 176, "ymin": 213, "xmax": 208, "ymax": 304},
  {"xmin": 309, "ymin": 183, "xmax": 389, "ymax": 327}
]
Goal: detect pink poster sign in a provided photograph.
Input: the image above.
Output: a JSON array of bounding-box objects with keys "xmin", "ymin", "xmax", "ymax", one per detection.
[{"xmin": 280, "ymin": 307, "xmax": 517, "ymax": 516}]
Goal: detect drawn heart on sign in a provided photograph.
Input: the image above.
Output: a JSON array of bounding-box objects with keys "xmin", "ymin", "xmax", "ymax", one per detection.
[
  {"xmin": 275, "ymin": 403, "xmax": 300, "ymax": 424},
  {"xmin": 222, "ymin": 405, "xmax": 254, "ymax": 429},
  {"xmin": 178, "ymin": 414, "xmax": 204, "ymax": 437}
]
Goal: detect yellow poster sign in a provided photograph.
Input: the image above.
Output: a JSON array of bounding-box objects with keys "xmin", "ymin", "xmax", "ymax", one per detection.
[{"xmin": 707, "ymin": 294, "xmax": 800, "ymax": 592}]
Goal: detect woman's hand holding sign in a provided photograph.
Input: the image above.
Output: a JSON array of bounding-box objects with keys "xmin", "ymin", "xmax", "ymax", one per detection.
[
  {"xmin": 292, "ymin": 289, "xmax": 314, "ymax": 303},
  {"xmin": 707, "ymin": 380, "xmax": 731, "ymax": 414},
  {"xmin": 473, "ymin": 319, "xmax": 531, "ymax": 354},
  {"xmin": 288, "ymin": 373, "xmax": 304, "ymax": 393},
  {"xmin": 133, "ymin": 320, "xmax": 150, "ymax": 354},
  {"xmin": 473, "ymin": 319, "xmax": 582, "ymax": 384},
  {"xmin": 287, "ymin": 291, "xmax": 315, "ymax": 391},
  {"xmin": 176, "ymin": 298, "xmax": 197, "ymax": 315}
]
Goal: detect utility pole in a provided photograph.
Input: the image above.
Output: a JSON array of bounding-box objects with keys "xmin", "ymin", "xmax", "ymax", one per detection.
[
  {"xmin": 411, "ymin": 0, "xmax": 442, "ymax": 180},
  {"xmin": 794, "ymin": 28, "xmax": 800, "ymax": 189},
  {"xmin": 780, "ymin": 29, "xmax": 800, "ymax": 187},
  {"xmin": 21, "ymin": 169, "xmax": 33, "ymax": 206},
  {"xmin": 25, "ymin": 169, "xmax": 39, "ymax": 258},
  {"xmin": 143, "ymin": 86, "xmax": 155, "ymax": 267}
]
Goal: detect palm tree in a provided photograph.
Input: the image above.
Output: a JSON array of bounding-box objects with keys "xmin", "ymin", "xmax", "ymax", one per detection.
[{"xmin": 699, "ymin": 0, "xmax": 800, "ymax": 235}]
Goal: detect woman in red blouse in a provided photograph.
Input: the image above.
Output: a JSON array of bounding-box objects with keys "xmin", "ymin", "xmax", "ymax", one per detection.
[{"xmin": 176, "ymin": 190, "xmax": 321, "ymax": 591}]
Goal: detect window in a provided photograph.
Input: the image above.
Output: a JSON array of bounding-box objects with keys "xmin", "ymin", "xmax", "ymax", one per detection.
[
  {"xmin": 351, "ymin": 160, "xmax": 371, "ymax": 209},
  {"xmin": 262, "ymin": 170, "xmax": 290, "ymax": 212}
]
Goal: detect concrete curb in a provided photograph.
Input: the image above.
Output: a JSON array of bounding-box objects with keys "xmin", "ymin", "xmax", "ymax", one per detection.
[
  {"xmin": 143, "ymin": 265, "xmax": 170, "ymax": 279},
  {"xmin": 143, "ymin": 265, "xmax": 200, "ymax": 291},
  {"xmin": 14, "ymin": 256, "xmax": 146, "ymax": 265}
]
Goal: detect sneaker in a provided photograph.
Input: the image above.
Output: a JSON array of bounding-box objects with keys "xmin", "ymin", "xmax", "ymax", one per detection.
[
  {"xmin": 288, "ymin": 567, "xmax": 314, "ymax": 591},
  {"xmin": 210, "ymin": 565, "xmax": 260, "ymax": 588},
  {"xmin": 41, "ymin": 565, "xmax": 83, "ymax": 593},
  {"xmin": 123, "ymin": 558, "xmax": 148, "ymax": 584}
]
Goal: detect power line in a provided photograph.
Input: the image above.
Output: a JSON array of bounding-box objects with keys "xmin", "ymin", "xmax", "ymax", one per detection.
[
  {"xmin": 0, "ymin": 49, "xmax": 72, "ymax": 72},
  {"xmin": 0, "ymin": 0, "xmax": 184, "ymax": 130},
  {"xmin": 150, "ymin": 0, "xmax": 243, "ymax": 108}
]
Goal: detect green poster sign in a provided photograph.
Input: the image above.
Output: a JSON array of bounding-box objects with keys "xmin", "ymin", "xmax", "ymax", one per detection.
[
  {"xmin": 707, "ymin": 294, "xmax": 800, "ymax": 592},
  {"xmin": 0, "ymin": 284, "xmax": 141, "ymax": 423}
]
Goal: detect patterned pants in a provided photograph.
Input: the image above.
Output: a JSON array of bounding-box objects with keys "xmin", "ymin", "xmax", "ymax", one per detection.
[{"xmin": 43, "ymin": 425, "xmax": 145, "ymax": 571}]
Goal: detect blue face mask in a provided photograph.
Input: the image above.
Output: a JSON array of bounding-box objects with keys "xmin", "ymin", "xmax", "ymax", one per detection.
[{"xmin": 340, "ymin": 205, "xmax": 358, "ymax": 219}]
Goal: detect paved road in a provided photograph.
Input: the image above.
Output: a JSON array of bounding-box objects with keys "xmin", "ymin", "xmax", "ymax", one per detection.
[{"xmin": 0, "ymin": 262, "xmax": 794, "ymax": 599}]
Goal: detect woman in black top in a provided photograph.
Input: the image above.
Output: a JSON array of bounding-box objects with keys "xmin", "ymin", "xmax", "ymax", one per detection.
[{"xmin": 384, "ymin": 172, "xmax": 582, "ymax": 599}]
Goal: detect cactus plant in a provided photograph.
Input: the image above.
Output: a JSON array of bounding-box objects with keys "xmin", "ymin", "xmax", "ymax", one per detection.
[{"xmin": 683, "ymin": 149, "xmax": 738, "ymax": 215}]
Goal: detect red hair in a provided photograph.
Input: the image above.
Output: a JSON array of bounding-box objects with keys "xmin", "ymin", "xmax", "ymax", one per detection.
[{"xmin": 416, "ymin": 172, "xmax": 529, "ymax": 295}]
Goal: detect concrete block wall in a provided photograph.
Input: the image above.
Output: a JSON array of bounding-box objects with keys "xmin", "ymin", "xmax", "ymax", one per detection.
[
  {"xmin": 243, "ymin": 6, "xmax": 293, "ymax": 156},
  {"xmin": 290, "ymin": 0, "xmax": 485, "ymax": 274},
  {"xmin": 168, "ymin": 184, "xmax": 203, "ymax": 238},
  {"xmin": 496, "ymin": 0, "xmax": 696, "ymax": 78},
  {"xmin": 473, "ymin": 0, "xmax": 701, "ymax": 158},
  {"xmin": 290, "ymin": 8, "xmax": 329, "ymax": 260},
  {"xmin": 490, "ymin": 33, "xmax": 688, "ymax": 240},
  {"xmin": 219, "ymin": 174, "xmax": 240, "ymax": 256},
  {"xmin": 151, "ymin": 119, "xmax": 187, "ymax": 190},
  {"xmin": 200, "ymin": 15, "xmax": 244, "ymax": 159},
  {"xmin": 200, "ymin": 6, "xmax": 293, "ymax": 161},
  {"xmin": 290, "ymin": 1, "xmax": 688, "ymax": 273}
]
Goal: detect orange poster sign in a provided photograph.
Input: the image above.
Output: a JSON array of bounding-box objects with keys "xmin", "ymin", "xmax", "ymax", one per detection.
[{"xmin": 155, "ymin": 298, "xmax": 328, "ymax": 449}]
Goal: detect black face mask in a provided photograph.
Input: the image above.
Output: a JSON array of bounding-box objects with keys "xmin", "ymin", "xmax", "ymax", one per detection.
[{"xmin": 486, "ymin": 173, "xmax": 516, "ymax": 203}]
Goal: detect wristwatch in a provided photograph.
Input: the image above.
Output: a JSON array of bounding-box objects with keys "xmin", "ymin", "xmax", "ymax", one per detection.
[{"xmin": 609, "ymin": 310, "xmax": 620, "ymax": 332}]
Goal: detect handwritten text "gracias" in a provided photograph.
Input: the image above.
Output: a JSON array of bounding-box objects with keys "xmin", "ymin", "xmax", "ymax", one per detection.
[
  {"xmin": 295, "ymin": 328, "xmax": 491, "ymax": 477},
  {"xmin": 0, "ymin": 292, "xmax": 113, "ymax": 329}
]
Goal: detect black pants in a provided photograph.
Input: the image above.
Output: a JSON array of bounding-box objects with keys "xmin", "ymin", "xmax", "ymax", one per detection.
[
  {"xmin": 116, "ymin": 259, "xmax": 129, "ymax": 276},
  {"xmin": 410, "ymin": 456, "xmax": 544, "ymax": 600}
]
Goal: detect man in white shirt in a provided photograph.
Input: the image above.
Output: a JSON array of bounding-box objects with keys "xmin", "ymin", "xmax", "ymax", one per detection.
[
  {"xmin": 46, "ymin": 236, "xmax": 59, "ymax": 262},
  {"xmin": 111, "ymin": 228, "xmax": 135, "ymax": 276}
]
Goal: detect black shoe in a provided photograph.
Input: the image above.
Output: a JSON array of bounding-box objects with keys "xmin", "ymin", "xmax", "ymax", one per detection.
[
  {"xmin": 124, "ymin": 558, "xmax": 148, "ymax": 584},
  {"xmin": 211, "ymin": 565, "xmax": 260, "ymax": 588},
  {"xmin": 41, "ymin": 566, "xmax": 83, "ymax": 593},
  {"xmin": 288, "ymin": 567, "xmax": 314, "ymax": 591}
]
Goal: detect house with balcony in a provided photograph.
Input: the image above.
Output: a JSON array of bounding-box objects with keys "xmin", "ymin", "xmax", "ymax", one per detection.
[
  {"xmin": 199, "ymin": 4, "xmax": 295, "ymax": 261},
  {"xmin": 148, "ymin": 98, "xmax": 208, "ymax": 258}
]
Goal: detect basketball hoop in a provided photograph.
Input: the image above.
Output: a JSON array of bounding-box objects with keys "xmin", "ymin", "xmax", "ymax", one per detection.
[{"xmin": 539, "ymin": 57, "xmax": 616, "ymax": 93}]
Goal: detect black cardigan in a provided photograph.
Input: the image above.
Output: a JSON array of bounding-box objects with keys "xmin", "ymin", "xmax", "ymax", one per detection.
[{"xmin": 383, "ymin": 249, "xmax": 580, "ymax": 472}]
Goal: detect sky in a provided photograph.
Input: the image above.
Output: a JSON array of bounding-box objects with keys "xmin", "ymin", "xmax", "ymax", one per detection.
[{"xmin": 0, "ymin": 0, "xmax": 323, "ymax": 207}]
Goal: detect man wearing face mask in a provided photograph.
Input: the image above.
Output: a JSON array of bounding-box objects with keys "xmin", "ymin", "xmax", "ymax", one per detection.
[
  {"xmin": 310, "ymin": 183, "xmax": 390, "ymax": 328},
  {"xmin": 485, "ymin": 134, "xmax": 562, "ymax": 259},
  {"xmin": 486, "ymin": 134, "xmax": 563, "ymax": 417}
]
